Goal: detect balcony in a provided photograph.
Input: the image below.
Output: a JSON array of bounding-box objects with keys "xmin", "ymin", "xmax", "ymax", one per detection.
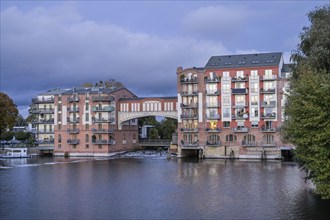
[
  {"xmin": 180, "ymin": 114, "xmax": 198, "ymax": 120},
  {"xmin": 37, "ymin": 129, "xmax": 53, "ymax": 134},
  {"xmin": 92, "ymin": 95, "xmax": 115, "ymax": 102},
  {"xmin": 180, "ymin": 91, "xmax": 198, "ymax": 96},
  {"xmin": 206, "ymin": 114, "xmax": 221, "ymax": 120},
  {"xmin": 180, "ymin": 77, "xmax": 198, "ymax": 84},
  {"xmin": 30, "ymin": 108, "xmax": 54, "ymax": 114},
  {"xmin": 232, "ymin": 103, "xmax": 247, "ymax": 108},
  {"xmin": 181, "ymin": 103, "xmax": 198, "ymax": 108},
  {"xmin": 261, "ymin": 141, "xmax": 277, "ymax": 147},
  {"xmin": 261, "ymin": 127, "xmax": 277, "ymax": 132},
  {"xmin": 260, "ymin": 101, "xmax": 276, "ymax": 108},
  {"xmin": 261, "ymin": 113, "xmax": 276, "ymax": 119},
  {"xmin": 67, "ymin": 96, "xmax": 80, "ymax": 102},
  {"xmin": 206, "ymin": 141, "xmax": 221, "ymax": 146},
  {"xmin": 205, "ymin": 76, "xmax": 221, "ymax": 83},
  {"xmin": 232, "ymin": 127, "xmax": 249, "ymax": 133},
  {"xmin": 232, "ymin": 88, "xmax": 248, "ymax": 94},
  {"xmin": 92, "ymin": 139, "xmax": 114, "ymax": 145},
  {"xmin": 67, "ymin": 128, "xmax": 80, "ymax": 134},
  {"xmin": 242, "ymin": 141, "xmax": 257, "ymax": 147},
  {"xmin": 92, "ymin": 117, "xmax": 115, "ymax": 123},
  {"xmin": 261, "ymin": 75, "xmax": 277, "ymax": 81},
  {"xmin": 67, "ymin": 107, "xmax": 79, "ymax": 113},
  {"xmin": 206, "ymin": 90, "xmax": 220, "ymax": 96},
  {"xmin": 67, "ymin": 117, "xmax": 80, "ymax": 123},
  {"xmin": 92, "ymin": 106, "xmax": 114, "ymax": 112},
  {"xmin": 92, "ymin": 128, "xmax": 114, "ymax": 134},
  {"xmin": 205, "ymin": 127, "xmax": 221, "ymax": 133},
  {"xmin": 32, "ymin": 97, "xmax": 54, "ymax": 104},
  {"xmin": 32, "ymin": 118, "xmax": 54, "ymax": 124},
  {"xmin": 206, "ymin": 102, "xmax": 221, "ymax": 108},
  {"xmin": 232, "ymin": 76, "xmax": 248, "ymax": 82},
  {"xmin": 67, "ymin": 139, "xmax": 80, "ymax": 145},
  {"xmin": 35, "ymin": 139, "xmax": 54, "ymax": 145},
  {"xmin": 260, "ymin": 88, "xmax": 276, "ymax": 94},
  {"xmin": 180, "ymin": 140, "xmax": 199, "ymax": 149},
  {"xmin": 232, "ymin": 114, "xmax": 249, "ymax": 120},
  {"xmin": 180, "ymin": 128, "xmax": 198, "ymax": 133}
]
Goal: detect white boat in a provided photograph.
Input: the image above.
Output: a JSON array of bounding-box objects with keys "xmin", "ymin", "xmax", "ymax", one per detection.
[{"xmin": 1, "ymin": 148, "xmax": 32, "ymax": 158}]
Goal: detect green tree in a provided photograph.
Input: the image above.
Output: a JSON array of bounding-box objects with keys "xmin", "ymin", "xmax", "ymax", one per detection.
[
  {"xmin": 0, "ymin": 131, "xmax": 14, "ymax": 141},
  {"xmin": 283, "ymin": 4, "xmax": 330, "ymax": 199},
  {"xmin": 159, "ymin": 118, "xmax": 177, "ymax": 139},
  {"xmin": 15, "ymin": 131, "xmax": 31, "ymax": 141},
  {"xmin": 0, "ymin": 92, "xmax": 19, "ymax": 134},
  {"xmin": 149, "ymin": 128, "xmax": 159, "ymax": 139},
  {"xmin": 15, "ymin": 115, "xmax": 27, "ymax": 127}
]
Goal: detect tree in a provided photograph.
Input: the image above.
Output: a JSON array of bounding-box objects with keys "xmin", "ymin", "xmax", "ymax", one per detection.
[
  {"xmin": 159, "ymin": 118, "xmax": 177, "ymax": 139},
  {"xmin": 15, "ymin": 131, "xmax": 31, "ymax": 141},
  {"xmin": 15, "ymin": 115, "xmax": 27, "ymax": 127},
  {"xmin": 283, "ymin": 4, "xmax": 330, "ymax": 199},
  {"xmin": 0, "ymin": 92, "xmax": 19, "ymax": 134},
  {"xmin": 0, "ymin": 131, "xmax": 14, "ymax": 141},
  {"xmin": 149, "ymin": 128, "xmax": 159, "ymax": 139}
]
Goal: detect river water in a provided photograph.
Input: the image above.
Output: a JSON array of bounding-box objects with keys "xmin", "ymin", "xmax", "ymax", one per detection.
[{"xmin": 1, "ymin": 151, "xmax": 329, "ymax": 220}]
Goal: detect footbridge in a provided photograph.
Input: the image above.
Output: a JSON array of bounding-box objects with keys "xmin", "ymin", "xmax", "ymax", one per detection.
[{"xmin": 118, "ymin": 97, "xmax": 178, "ymax": 129}]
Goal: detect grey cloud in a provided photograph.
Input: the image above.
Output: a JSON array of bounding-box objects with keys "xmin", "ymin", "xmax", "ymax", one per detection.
[{"xmin": 1, "ymin": 5, "xmax": 230, "ymax": 114}]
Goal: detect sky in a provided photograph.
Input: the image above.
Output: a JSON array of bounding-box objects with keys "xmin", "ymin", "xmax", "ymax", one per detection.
[{"xmin": 0, "ymin": 0, "xmax": 327, "ymax": 117}]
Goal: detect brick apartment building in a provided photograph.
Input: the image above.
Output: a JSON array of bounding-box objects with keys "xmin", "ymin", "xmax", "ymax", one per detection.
[{"xmin": 176, "ymin": 52, "xmax": 293, "ymax": 159}]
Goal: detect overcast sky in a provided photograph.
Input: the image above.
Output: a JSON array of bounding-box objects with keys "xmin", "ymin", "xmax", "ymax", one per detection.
[{"xmin": 0, "ymin": 1, "xmax": 327, "ymax": 117}]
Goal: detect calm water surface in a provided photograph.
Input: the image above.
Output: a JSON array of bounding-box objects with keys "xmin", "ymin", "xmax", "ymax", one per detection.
[{"xmin": 0, "ymin": 152, "xmax": 329, "ymax": 220}]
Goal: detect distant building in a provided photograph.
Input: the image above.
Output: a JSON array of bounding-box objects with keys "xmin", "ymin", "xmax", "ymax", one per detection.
[{"xmin": 177, "ymin": 52, "xmax": 294, "ymax": 159}]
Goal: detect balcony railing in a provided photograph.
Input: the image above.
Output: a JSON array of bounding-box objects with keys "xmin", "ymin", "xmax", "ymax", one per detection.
[
  {"xmin": 261, "ymin": 127, "xmax": 277, "ymax": 132},
  {"xmin": 180, "ymin": 140, "xmax": 199, "ymax": 149},
  {"xmin": 260, "ymin": 88, "xmax": 276, "ymax": 94},
  {"xmin": 206, "ymin": 102, "xmax": 221, "ymax": 108},
  {"xmin": 261, "ymin": 75, "xmax": 277, "ymax": 81},
  {"xmin": 180, "ymin": 103, "xmax": 198, "ymax": 108},
  {"xmin": 180, "ymin": 77, "xmax": 198, "ymax": 84},
  {"xmin": 232, "ymin": 103, "xmax": 247, "ymax": 108},
  {"xmin": 32, "ymin": 97, "xmax": 54, "ymax": 103},
  {"xmin": 92, "ymin": 96, "xmax": 115, "ymax": 102},
  {"xmin": 67, "ymin": 139, "xmax": 80, "ymax": 145},
  {"xmin": 260, "ymin": 101, "xmax": 276, "ymax": 108},
  {"xmin": 261, "ymin": 141, "xmax": 277, "ymax": 147},
  {"xmin": 180, "ymin": 91, "xmax": 198, "ymax": 96},
  {"xmin": 67, "ymin": 107, "xmax": 79, "ymax": 112},
  {"xmin": 206, "ymin": 141, "xmax": 221, "ymax": 146},
  {"xmin": 205, "ymin": 76, "xmax": 221, "ymax": 83},
  {"xmin": 67, "ymin": 128, "xmax": 80, "ymax": 134},
  {"xmin": 206, "ymin": 90, "xmax": 220, "ymax": 96},
  {"xmin": 30, "ymin": 108, "xmax": 54, "ymax": 114},
  {"xmin": 261, "ymin": 113, "xmax": 276, "ymax": 119},
  {"xmin": 92, "ymin": 106, "xmax": 114, "ymax": 112},
  {"xmin": 35, "ymin": 139, "xmax": 54, "ymax": 144},
  {"xmin": 242, "ymin": 141, "xmax": 257, "ymax": 147},
  {"xmin": 180, "ymin": 128, "xmax": 198, "ymax": 133},
  {"xmin": 232, "ymin": 88, "xmax": 248, "ymax": 94},
  {"xmin": 92, "ymin": 128, "xmax": 114, "ymax": 134},
  {"xmin": 32, "ymin": 119, "xmax": 54, "ymax": 124},
  {"xmin": 206, "ymin": 114, "xmax": 221, "ymax": 120},
  {"xmin": 92, "ymin": 117, "xmax": 115, "ymax": 123},
  {"xmin": 180, "ymin": 114, "xmax": 198, "ymax": 120},
  {"xmin": 67, "ymin": 117, "xmax": 80, "ymax": 123},
  {"xmin": 37, "ymin": 129, "xmax": 53, "ymax": 134},
  {"xmin": 205, "ymin": 127, "xmax": 221, "ymax": 133},
  {"xmin": 92, "ymin": 139, "xmax": 114, "ymax": 145},
  {"xmin": 232, "ymin": 76, "xmax": 248, "ymax": 82},
  {"xmin": 232, "ymin": 127, "xmax": 249, "ymax": 132},
  {"xmin": 232, "ymin": 114, "xmax": 249, "ymax": 120},
  {"xmin": 67, "ymin": 96, "xmax": 80, "ymax": 102}
]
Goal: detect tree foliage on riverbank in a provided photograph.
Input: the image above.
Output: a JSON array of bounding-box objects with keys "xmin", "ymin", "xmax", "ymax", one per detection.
[
  {"xmin": 283, "ymin": 4, "xmax": 330, "ymax": 199},
  {"xmin": 0, "ymin": 92, "xmax": 19, "ymax": 135}
]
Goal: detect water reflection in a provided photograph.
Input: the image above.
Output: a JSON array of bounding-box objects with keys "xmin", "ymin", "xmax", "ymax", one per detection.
[{"xmin": 1, "ymin": 156, "xmax": 329, "ymax": 220}]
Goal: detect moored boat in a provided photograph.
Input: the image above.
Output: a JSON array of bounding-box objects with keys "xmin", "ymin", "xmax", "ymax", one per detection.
[{"xmin": 1, "ymin": 148, "xmax": 32, "ymax": 158}]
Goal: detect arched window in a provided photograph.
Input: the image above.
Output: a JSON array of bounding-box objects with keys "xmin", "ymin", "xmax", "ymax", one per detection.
[
  {"xmin": 263, "ymin": 134, "xmax": 274, "ymax": 144},
  {"xmin": 243, "ymin": 134, "xmax": 255, "ymax": 144},
  {"xmin": 226, "ymin": 134, "xmax": 237, "ymax": 142},
  {"xmin": 207, "ymin": 134, "xmax": 220, "ymax": 145}
]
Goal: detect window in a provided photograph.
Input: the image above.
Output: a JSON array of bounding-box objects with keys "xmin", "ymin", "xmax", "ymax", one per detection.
[
  {"xmin": 207, "ymin": 96, "xmax": 218, "ymax": 107},
  {"xmin": 223, "ymin": 71, "xmax": 230, "ymax": 79},
  {"xmin": 58, "ymin": 113, "xmax": 62, "ymax": 122},
  {"xmin": 251, "ymin": 121, "xmax": 258, "ymax": 128},
  {"xmin": 58, "ymin": 144, "xmax": 61, "ymax": 149},
  {"xmin": 222, "ymin": 96, "xmax": 230, "ymax": 106},
  {"xmin": 58, "ymin": 103, "xmax": 61, "ymax": 111},
  {"xmin": 223, "ymin": 108, "xmax": 230, "ymax": 118},
  {"xmin": 235, "ymin": 95, "xmax": 245, "ymax": 106},
  {"xmin": 58, "ymin": 134, "xmax": 61, "ymax": 143},
  {"xmin": 85, "ymin": 113, "xmax": 89, "ymax": 122},
  {"xmin": 206, "ymin": 84, "xmax": 218, "ymax": 94},
  {"xmin": 226, "ymin": 134, "xmax": 237, "ymax": 142},
  {"xmin": 223, "ymin": 121, "xmax": 230, "ymax": 128},
  {"xmin": 251, "ymin": 82, "xmax": 258, "ymax": 93},
  {"xmin": 244, "ymin": 134, "xmax": 256, "ymax": 144},
  {"xmin": 251, "ymin": 70, "xmax": 258, "ymax": 79},
  {"xmin": 85, "ymin": 124, "xmax": 89, "ymax": 130},
  {"xmin": 251, "ymin": 107, "xmax": 259, "ymax": 117},
  {"xmin": 236, "ymin": 71, "xmax": 244, "ymax": 78},
  {"xmin": 86, "ymin": 103, "xmax": 89, "ymax": 111},
  {"xmin": 235, "ymin": 82, "xmax": 245, "ymax": 88},
  {"xmin": 207, "ymin": 134, "xmax": 220, "ymax": 145},
  {"xmin": 58, "ymin": 124, "xmax": 61, "ymax": 130},
  {"xmin": 85, "ymin": 144, "xmax": 89, "ymax": 149},
  {"xmin": 85, "ymin": 134, "xmax": 89, "ymax": 143},
  {"xmin": 251, "ymin": 95, "xmax": 258, "ymax": 105},
  {"xmin": 223, "ymin": 83, "xmax": 230, "ymax": 93},
  {"xmin": 263, "ymin": 134, "xmax": 274, "ymax": 144}
]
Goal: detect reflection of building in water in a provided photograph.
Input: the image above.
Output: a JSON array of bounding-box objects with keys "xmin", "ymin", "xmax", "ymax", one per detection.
[{"xmin": 177, "ymin": 52, "xmax": 295, "ymax": 159}]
